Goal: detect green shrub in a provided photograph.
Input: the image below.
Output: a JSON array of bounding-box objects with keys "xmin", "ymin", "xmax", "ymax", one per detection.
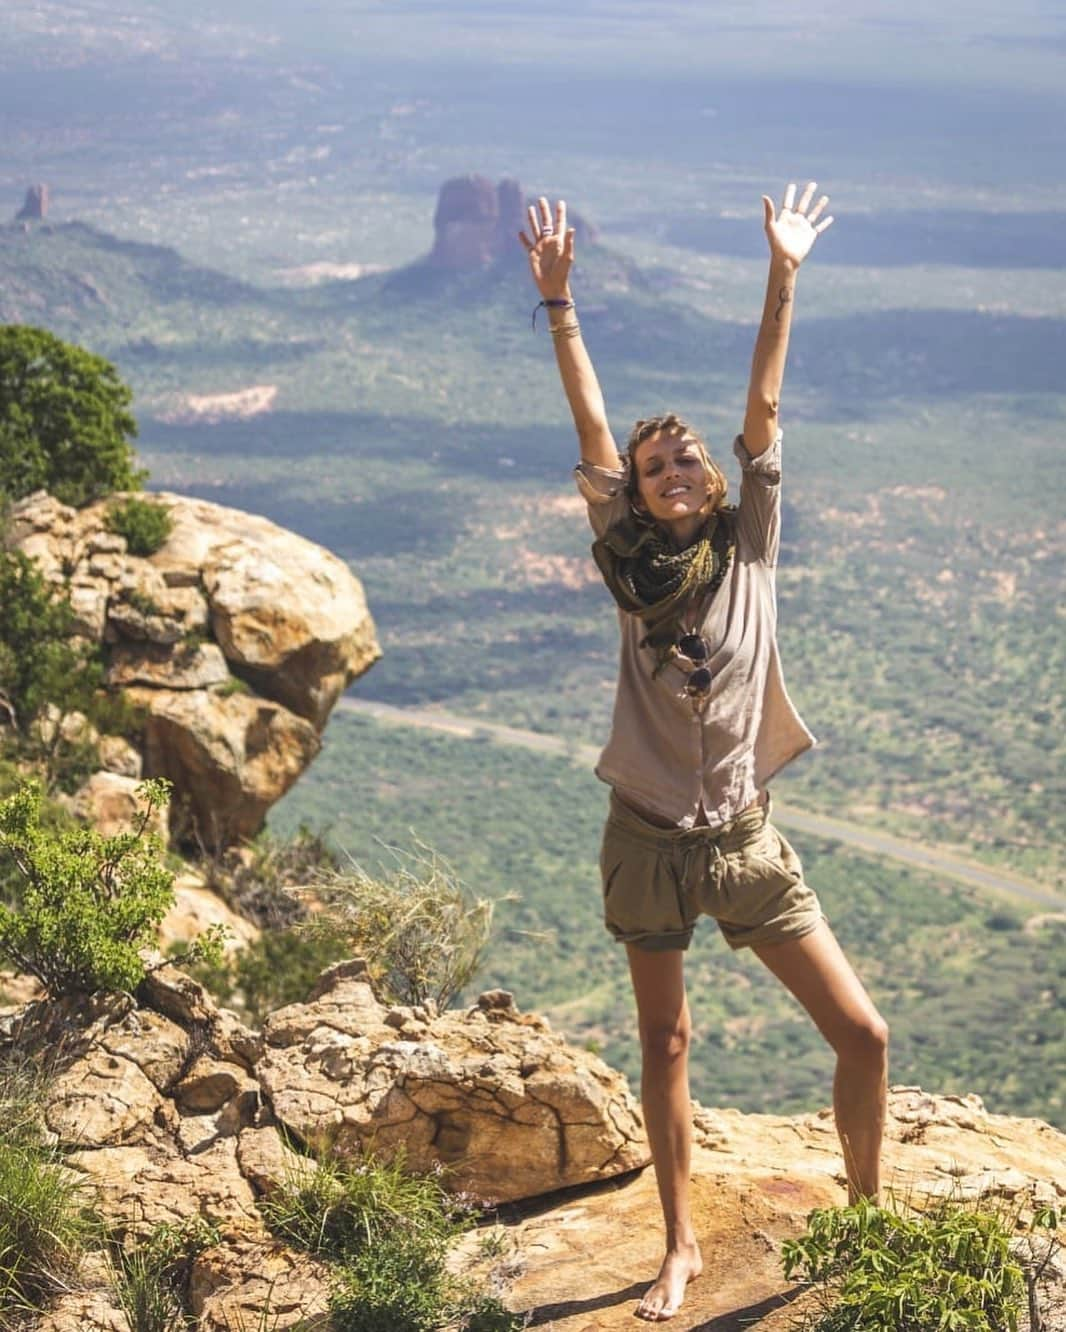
[
  {"xmin": 0, "ymin": 778, "xmax": 225, "ymax": 998},
  {"xmin": 0, "ymin": 325, "xmax": 141, "ymax": 506},
  {"xmin": 782, "ymin": 1195, "xmax": 1059, "ymax": 1332},
  {"xmin": 306, "ymin": 843, "xmax": 497, "ymax": 1011},
  {"xmin": 217, "ymin": 675, "xmax": 250, "ymax": 698},
  {"xmin": 106, "ymin": 495, "xmax": 173, "ymax": 556},
  {"xmin": 985, "ymin": 910, "xmax": 1022, "ymax": 932},
  {"xmin": 261, "ymin": 1150, "xmax": 522, "ymax": 1332},
  {"xmin": 0, "ymin": 549, "xmax": 101, "ymax": 739},
  {"xmin": 0, "ymin": 1057, "xmax": 101, "ymax": 1318}
]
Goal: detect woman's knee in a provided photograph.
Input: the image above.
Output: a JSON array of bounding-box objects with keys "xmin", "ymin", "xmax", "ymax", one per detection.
[
  {"xmin": 833, "ymin": 1011, "xmax": 889, "ymax": 1066},
  {"xmin": 639, "ymin": 1015, "xmax": 692, "ymax": 1064}
]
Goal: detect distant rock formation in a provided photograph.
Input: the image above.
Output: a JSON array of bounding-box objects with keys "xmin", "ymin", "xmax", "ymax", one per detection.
[
  {"xmin": 427, "ymin": 174, "xmax": 596, "ymax": 270},
  {"xmin": 9, "ymin": 489, "xmax": 381, "ymax": 848},
  {"xmin": 16, "ymin": 183, "xmax": 49, "ymax": 220}
]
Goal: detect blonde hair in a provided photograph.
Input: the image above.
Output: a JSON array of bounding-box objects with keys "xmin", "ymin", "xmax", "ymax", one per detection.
[{"xmin": 624, "ymin": 413, "xmax": 728, "ymax": 518}]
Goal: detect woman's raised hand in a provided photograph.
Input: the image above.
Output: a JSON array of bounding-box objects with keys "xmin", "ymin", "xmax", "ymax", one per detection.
[
  {"xmin": 762, "ymin": 181, "xmax": 834, "ymax": 268},
  {"xmin": 519, "ymin": 196, "xmax": 575, "ymax": 300}
]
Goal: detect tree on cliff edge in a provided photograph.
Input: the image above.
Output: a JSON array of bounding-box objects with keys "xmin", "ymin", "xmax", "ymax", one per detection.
[{"xmin": 0, "ymin": 325, "xmax": 141, "ymax": 507}]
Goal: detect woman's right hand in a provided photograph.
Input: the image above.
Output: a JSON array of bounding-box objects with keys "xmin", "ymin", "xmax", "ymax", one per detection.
[{"xmin": 519, "ymin": 196, "xmax": 576, "ymax": 301}]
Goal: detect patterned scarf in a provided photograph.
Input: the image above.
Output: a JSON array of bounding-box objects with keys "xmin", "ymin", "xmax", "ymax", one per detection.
[{"xmin": 591, "ymin": 507, "xmax": 736, "ymax": 675}]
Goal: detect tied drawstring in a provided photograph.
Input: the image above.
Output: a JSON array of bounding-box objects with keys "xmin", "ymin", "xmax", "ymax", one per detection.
[{"xmin": 678, "ymin": 827, "xmax": 726, "ymax": 915}]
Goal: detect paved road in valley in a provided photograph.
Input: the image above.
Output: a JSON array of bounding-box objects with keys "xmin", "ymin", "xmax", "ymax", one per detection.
[{"xmin": 336, "ymin": 697, "xmax": 1065, "ymax": 910}]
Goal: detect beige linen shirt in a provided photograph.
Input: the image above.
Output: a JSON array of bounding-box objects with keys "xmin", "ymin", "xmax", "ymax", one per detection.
[{"xmin": 574, "ymin": 431, "xmax": 815, "ymax": 830}]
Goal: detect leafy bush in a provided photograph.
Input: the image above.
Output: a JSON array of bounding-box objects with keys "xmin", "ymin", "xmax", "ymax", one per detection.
[
  {"xmin": 306, "ymin": 843, "xmax": 497, "ymax": 1011},
  {"xmin": 0, "ymin": 778, "xmax": 225, "ymax": 998},
  {"xmin": 261, "ymin": 1149, "xmax": 522, "ymax": 1332},
  {"xmin": 0, "ymin": 325, "xmax": 141, "ymax": 506},
  {"xmin": 782, "ymin": 1195, "xmax": 1060, "ymax": 1332},
  {"xmin": 0, "ymin": 549, "xmax": 101, "ymax": 739},
  {"xmin": 0, "ymin": 1056, "xmax": 101, "ymax": 1319},
  {"xmin": 105, "ymin": 495, "xmax": 173, "ymax": 556}
]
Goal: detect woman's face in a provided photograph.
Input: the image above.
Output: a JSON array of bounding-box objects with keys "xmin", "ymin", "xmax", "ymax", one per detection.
[{"xmin": 632, "ymin": 429, "xmax": 713, "ymax": 525}]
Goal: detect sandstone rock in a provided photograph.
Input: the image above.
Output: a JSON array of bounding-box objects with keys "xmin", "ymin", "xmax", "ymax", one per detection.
[
  {"xmin": 87, "ymin": 531, "xmax": 127, "ymax": 556},
  {"xmin": 69, "ymin": 1136, "xmax": 264, "ymax": 1239},
  {"xmin": 138, "ymin": 959, "xmax": 223, "ymax": 1029},
  {"xmin": 32, "ymin": 705, "xmax": 98, "ymax": 749},
  {"xmin": 257, "ymin": 961, "xmax": 649, "ymax": 1203},
  {"xmin": 190, "ymin": 1236, "xmax": 332, "ymax": 1331},
  {"xmin": 108, "ymin": 639, "xmax": 229, "ymax": 689},
  {"xmin": 34, "ymin": 1288, "xmax": 128, "ymax": 1332},
  {"xmin": 65, "ymin": 770, "xmax": 169, "ymax": 840},
  {"xmin": 68, "ymin": 579, "xmax": 110, "ymax": 637},
  {"xmin": 214, "ymin": 1006, "xmax": 265, "ymax": 1071},
  {"xmin": 98, "ymin": 733, "xmax": 143, "ymax": 778},
  {"xmin": 129, "ymin": 686, "xmax": 321, "ymax": 845},
  {"xmin": 9, "ymin": 488, "xmax": 380, "ymax": 848},
  {"xmin": 500, "ymin": 1086, "xmax": 1066, "ymax": 1330},
  {"xmin": 237, "ymin": 1123, "xmax": 312, "ymax": 1200},
  {"xmin": 174, "ymin": 1056, "xmax": 259, "ymax": 1115},
  {"xmin": 0, "ymin": 969, "xmax": 45, "ymax": 1010},
  {"xmin": 45, "ymin": 1035, "xmax": 171, "ymax": 1148},
  {"xmin": 160, "ymin": 870, "xmax": 260, "ymax": 958},
  {"xmin": 190, "ymin": 497, "xmax": 378, "ymax": 726},
  {"xmin": 94, "ymin": 1005, "xmax": 191, "ymax": 1094}
]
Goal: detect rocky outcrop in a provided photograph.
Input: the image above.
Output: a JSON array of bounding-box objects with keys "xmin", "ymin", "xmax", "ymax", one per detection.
[
  {"xmin": 16, "ymin": 183, "xmax": 49, "ymax": 221},
  {"xmin": 502, "ymin": 1088, "xmax": 1066, "ymax": 1330},
  {"xmin": 8, "ymin": 489, "xmax": 381, "ymax": 846},
  {"xmin": 258, "ymin": 961, "xmax": 649, "ymax": 1203},
  {"xmin": 1, "ymin": 968, "xmax": 1063, "ymax": 1330},
  {"xmin": 428, "ymin": 174, "xmax": 596, "ymax": 270}
]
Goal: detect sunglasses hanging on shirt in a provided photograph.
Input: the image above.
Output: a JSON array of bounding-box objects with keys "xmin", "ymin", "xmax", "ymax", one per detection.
[{"xmin": 675, "ymin": 632, "xmax": 715, "ymax": 712}]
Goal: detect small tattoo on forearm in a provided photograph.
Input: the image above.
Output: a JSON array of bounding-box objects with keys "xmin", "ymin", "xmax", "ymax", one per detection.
[{"xmin": 774, "ymin": 286, "xmax": 792, "ymax": 322}]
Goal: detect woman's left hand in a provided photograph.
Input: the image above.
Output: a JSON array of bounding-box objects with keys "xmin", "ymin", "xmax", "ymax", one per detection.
[{"xmin": 763, "ymin": 181, "xmax": 834, "ymax": 268}]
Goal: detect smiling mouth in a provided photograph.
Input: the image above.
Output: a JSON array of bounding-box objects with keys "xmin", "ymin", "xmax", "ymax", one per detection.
[{"xmin": 662, "ymin": 486, "xmax": 690, "ymax": 498}]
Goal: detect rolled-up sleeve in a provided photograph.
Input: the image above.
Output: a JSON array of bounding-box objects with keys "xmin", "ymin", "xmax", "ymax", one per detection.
[
  {"xmin": 733, "ymin": 431, "xmax": 783, "ymax": 565},
  {"xmin": 574, "ymin": 459, "xmax": 630, "ymax": 538}
]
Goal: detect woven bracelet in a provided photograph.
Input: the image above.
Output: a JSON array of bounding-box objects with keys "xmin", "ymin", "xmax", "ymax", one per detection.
[{"xmin": 532, "ymin": 298, "xmax": 575, "ymax": 330}]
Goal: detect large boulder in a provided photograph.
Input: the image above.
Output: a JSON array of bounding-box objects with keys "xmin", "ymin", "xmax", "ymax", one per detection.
[
  {"xmin": 257, "ymin": 960, "xmax": 649, "ymax": 1203},
  {"xmin": 8, "ymin": 489, "xmax": 381, "ymax": 847},
  {"xmin": 127, "ymin": 685, "xmax": 321, "ymax": 845}
]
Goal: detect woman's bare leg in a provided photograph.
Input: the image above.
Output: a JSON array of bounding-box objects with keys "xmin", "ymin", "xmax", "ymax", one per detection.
[
  {"xmin": 753, "ymin": 921, "xmax": 888, "ymax": 1201},
  {"xmin": 626, "ymin": 943, "xmax": 704, "ymax": 1321}
]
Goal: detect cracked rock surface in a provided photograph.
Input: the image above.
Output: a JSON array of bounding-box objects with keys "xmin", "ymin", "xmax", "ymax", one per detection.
[
  {"xmin": 257, "ymin": 960, "xmax": 650, "ymax": 1203},
  {"xmin": 9, "ymin": 488, "xmax": 381, "ymax": 848}
]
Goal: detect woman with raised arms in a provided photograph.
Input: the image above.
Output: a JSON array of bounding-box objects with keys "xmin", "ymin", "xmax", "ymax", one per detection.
[{"xmin": 519, "ymin": 183, "xmax": 888, "ymax": 1322}]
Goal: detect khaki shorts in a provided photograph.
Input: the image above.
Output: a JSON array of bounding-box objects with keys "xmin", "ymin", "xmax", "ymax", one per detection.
[{"xmin": 599, "ymin": 791, "xmax": 825, "ymax": 952}]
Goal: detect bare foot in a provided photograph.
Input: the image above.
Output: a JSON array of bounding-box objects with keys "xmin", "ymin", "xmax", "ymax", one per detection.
[{"xmin": 635, "ymin": 1241, "xmax": 703, "ymax": 1321}]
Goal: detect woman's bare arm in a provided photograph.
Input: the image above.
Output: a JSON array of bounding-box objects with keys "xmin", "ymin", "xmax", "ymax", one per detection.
[
  {"xmin": 520, "ymin": 197, "xmax": 621, "ymax": 471},
  {"xmin": 743, "ymin": 181, "xmax": 834, "ymax": 458}
]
